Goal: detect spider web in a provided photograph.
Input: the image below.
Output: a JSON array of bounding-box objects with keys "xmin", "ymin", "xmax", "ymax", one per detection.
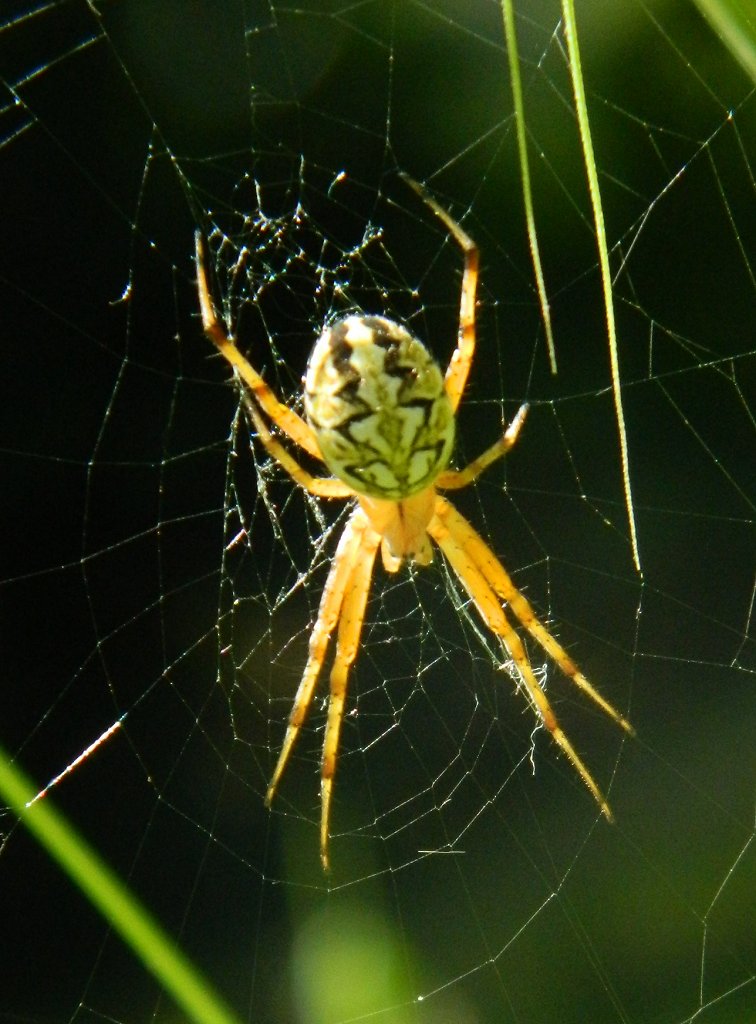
[{"xmin": 1, "ymin": 2, "xmax": 754, "ymax": 1022}]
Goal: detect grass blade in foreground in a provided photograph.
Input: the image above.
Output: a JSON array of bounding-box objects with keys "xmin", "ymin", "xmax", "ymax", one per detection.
[
  {"xmin": 500, "ymin": 0, "xmax": 558, "ymax": 374},
  {"xmin": 690, "ymin": 0, "xmax": 756, "ymax": 83},
  {"xmin": 0, "ymin": 744, "xmax": 243, "ymax": 1024},
  {"xmin": 562, "ymin": 0, "xmax": 643, "ymax": 575}
]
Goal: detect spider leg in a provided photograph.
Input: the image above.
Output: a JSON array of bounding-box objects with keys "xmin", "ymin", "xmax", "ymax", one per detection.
[
  {"xmin": 266, "ymin": 508, "xmax": 370, "ymax": 812},
  {"xmin": 435, "ymin": 496, "xmax": 634, "ymax": 735},
  {"xmin": 401, "ymin": 176, "xmax": 478, "ymax": 413},
  {"xmin": 320, "ymin": 522, "xmax": 381, "ymax": 871},
  {"xmin": 241, "ymin": 392, "xmax": 353, "ymax": 498},
  {"xmin": 194, "ymin": 230, "xmax": 322, "ymax": 460},
  {"xmin": 437, "ymin": 403, "xmax": 529, "ymax": 490},
  {"xmin": 429, "ymin": 497, "xmax": 624, "ymax": 819}
]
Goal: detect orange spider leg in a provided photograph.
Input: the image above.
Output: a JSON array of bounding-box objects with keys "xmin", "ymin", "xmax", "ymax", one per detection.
[
  {"xmin": 401, "ymin": 176, "xmax": 479, "ymax": 413},
  {"xmin": 320, "ymin": 522, "xmax": 381, "ymax": 870},
  {"xmin": 437, "ymin": 403, "xmax": 529, "ymax": 490},
  {"xmin": 265, "ymin": 509, "xmax": 369, "ymax": 811},
  {"xmin": 241, "ymin": 392, "xmax": 353, "ymax": 499},
  {"xmin": 195, "ymin": 231, "xmax": 322, "ymax": 460},
  {"xmin": 435, "ymin": 496, "xmax": 634, "ymax": 736},
  {"xmin": 428, "ymin": 498, "xmax": 617, "ymax": 819}
]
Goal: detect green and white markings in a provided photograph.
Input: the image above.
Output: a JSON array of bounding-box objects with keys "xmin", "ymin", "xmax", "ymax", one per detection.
[{"xmin": 305, "ymin": 315, "xmax": 455, "ymax": 499}]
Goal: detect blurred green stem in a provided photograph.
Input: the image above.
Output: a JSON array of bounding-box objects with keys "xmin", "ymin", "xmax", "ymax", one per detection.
[
  {"xmin": 690, "ymin": 0, "xmax": 756, "ymax": 82},
  {"xmin": 0, "ymin": 745, "xmax": 243, "ymax": 1024}
]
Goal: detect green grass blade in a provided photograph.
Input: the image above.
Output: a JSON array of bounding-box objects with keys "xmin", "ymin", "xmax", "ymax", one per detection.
[
  {"xmin": 690, "ymin": 0, "xmax": 756, "ymax": 83},
  {"xmin": 500, "ymin": 0, "xmax": 558, "ymax": 374},
  {"xmin": 0, "ymin": 745, "xmax": 243, "ymax": 1024},
  {"xmin": 562, "ymin": 0, "xmax": 643, "ymax": 575}
]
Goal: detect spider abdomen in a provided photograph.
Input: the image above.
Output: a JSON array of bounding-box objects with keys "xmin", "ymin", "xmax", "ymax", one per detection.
[{"xmin": 305, "ymin": 315, "xmax": 455, "ymax": 499}]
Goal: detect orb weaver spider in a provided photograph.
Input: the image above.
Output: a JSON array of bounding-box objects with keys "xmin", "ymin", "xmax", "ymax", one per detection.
[{"xmin": 195, "ymin": 176, "xmax": 633, "ymax": 870}]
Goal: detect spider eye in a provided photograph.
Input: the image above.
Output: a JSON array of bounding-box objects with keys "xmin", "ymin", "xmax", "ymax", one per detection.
[{"xmin": 305, "ymin": 314, "xmax": 455, "ymax": 499}]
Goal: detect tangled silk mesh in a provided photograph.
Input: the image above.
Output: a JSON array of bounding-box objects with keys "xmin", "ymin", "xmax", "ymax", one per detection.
[{"xmin": 1, "ymin": 3, "xmax": 754, "ymax": 1023}]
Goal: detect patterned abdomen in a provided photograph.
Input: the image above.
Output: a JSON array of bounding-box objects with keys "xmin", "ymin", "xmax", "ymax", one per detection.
[{"xmin": 305, "ymin": 315, "xmax": 455, "ymax": 499}]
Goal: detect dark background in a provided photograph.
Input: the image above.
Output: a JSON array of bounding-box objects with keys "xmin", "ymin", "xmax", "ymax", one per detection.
[{"xmin": 1, "ymin": 2, "xmax": 754, "ymax": 1022}]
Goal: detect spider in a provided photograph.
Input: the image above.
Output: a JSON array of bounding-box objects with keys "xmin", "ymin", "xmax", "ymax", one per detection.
[{"xmin": 195, "ymin": 176, "xmax": 633, "ymax": 870}]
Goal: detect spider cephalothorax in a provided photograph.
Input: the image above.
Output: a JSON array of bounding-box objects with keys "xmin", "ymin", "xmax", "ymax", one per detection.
[{"xmin": 195, "ymin": 176, "xmax": 633, "ymax": 870}]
